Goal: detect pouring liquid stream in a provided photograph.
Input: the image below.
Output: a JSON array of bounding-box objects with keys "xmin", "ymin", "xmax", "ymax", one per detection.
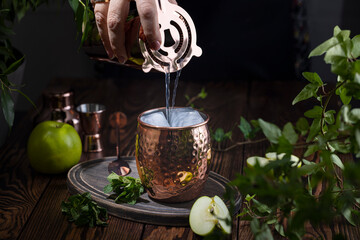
[{"xmin": 164, "ymin": 61, "xmax": 183, "ymax": 124}]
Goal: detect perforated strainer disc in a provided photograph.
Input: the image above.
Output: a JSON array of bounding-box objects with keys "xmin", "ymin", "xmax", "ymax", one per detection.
[{"xmin": 139, "ymin": 0, "xmax": 202, "ymax": 73}]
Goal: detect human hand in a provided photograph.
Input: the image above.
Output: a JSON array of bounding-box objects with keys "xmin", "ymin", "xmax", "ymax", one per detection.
[{"xmin": 93, "ymin": 0, "xmax": 177, "ymax": 64}]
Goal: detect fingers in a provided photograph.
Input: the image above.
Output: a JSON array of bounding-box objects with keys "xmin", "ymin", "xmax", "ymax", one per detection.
[
  {"xmin": 107, "ymin": 0, "xmax": 130, "ymax": 63},
  {"xmin": 94, "ymin": 2, "xmax": 114, "ymax": 59},
  {"xmin": 136, "ymin": 0, "xmax": 161, "ymax": 50}
]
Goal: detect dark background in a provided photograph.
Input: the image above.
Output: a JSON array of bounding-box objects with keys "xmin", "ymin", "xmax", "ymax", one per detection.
[{"xmin": 9, "ymin": 0, "xmax": 360, "ymax": 111}]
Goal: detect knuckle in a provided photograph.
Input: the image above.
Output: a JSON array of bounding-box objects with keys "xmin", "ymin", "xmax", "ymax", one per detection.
[
  {"xmin": 107, "ymin": 15, "xmax": 122, "ymax": 31},
  {"xmin": 94, "ymin": 11, "xmax": 107, "ymax": 27},
  {"xmin": 139, "ymin": 3, "xmax": 155, "ymax": 21}
]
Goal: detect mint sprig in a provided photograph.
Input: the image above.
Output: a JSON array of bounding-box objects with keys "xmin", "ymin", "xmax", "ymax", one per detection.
[
  {"xmin": 104, "ymin": 172, "xmax": 144, "ymax": 205},
  {"xmin": 61, "ymin": 192, "xmax": 108, "ymax": 227}
]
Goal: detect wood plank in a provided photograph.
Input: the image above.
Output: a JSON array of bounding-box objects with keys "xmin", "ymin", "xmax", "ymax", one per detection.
[
  {"xmin": 0, "ymin": 106, "xmax": 52, "ymax": 240},
  {"xmin": 141, "ymin": 225, "xmax": 195, "ymax": 240},
  {"xmin": 17, "ymin": 176, "xmax": 144, "ymax": 240}
]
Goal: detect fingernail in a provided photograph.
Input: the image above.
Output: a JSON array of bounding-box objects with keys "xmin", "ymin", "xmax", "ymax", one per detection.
[
  {"xmin": 118, "ymin": 56, "xmax": 126, "ymax": 64},
  {"xmin": 107, "ymin": 51, "xmax": 114, "ymax": 59},
  {"xmin": 149, "ymin": 41, "xmax": 161, "ymax": 50}
]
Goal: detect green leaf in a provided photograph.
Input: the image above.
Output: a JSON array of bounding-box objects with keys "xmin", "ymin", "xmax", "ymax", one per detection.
[
  {"xmin": 330, "ymin": 56, "xmax": 350, "ymax": 76},
  {"xmin": 325, "ymin": 110, "xmax": 336, "ymax": 125},
  {"xmin": 103, "ymin": 184, "xmax": 113, "ymax": 193},
  {"xmin": 239, "ymin": 117, "xmax": 252, "ymax": 140},
  {"xmin": 274, "ymin": 223, "xmax": 285, "ymax": 237},
  {"xmin": 252, "ymin": 198, "xmax": 271, "ymax": 214},
  {"xmin": 329, "ymin": 140, "xmax": 351, "ymax": 154},
  {"xmin": 334, "ymin": 26, "xmax": 350, "ymax": 41},
  {"xmin": 282, "ymin": 122, "xmax": 298, "ymax": 144},
  {"xmin": 304, "ymin": 106, "xmax": 323, "ymax": 119},
  {"xmin": 107, "ymin": 172, "xmax": 119, "ymax": 182},
  {"xmin": 330, "ymin": 154, "xmax": 344, "ymax": 170},
  {"xmin": 105, "ymin": 172, "xmax": 144, "ymax": 205},
  {"xmin": 298, "ymin": 162, "xmax": 319, "ymax": 176},
  {"xmin": 11, "ymin": 89, "xmax": 36, "ymax": 109},
  {"xmin": 245, "ymin": 194, "xmax": 256, "ymax": 202},
  {"xmin": 306, "ymin": 118, "xmax": 321, "ymax": 143},
  {"xmin": 258, "ymin": 119, "xmax": 281, "ymax": 144},
  {"xmin": 336, "ymin": 85, "xmax": 352, "ymax": 105},
  {"xmin": 302, "ymin": 72, "xmax": 323, "ymax": 86},
  {"xmin": 296, "ymin": 117, "xmax": 309, "ymax": 135},
  {"xmin": 68, "ymin": 0, "xmax": 79, "ymax": 13},
  {"xmin": 250, "ymin": 218, "xmax": 274, "ymax": 240},
  {"xmin": 213, "ymin": 128, "xmax": 224, "ymax": 142},
  {"xmin": 304, "ymin": 144, "xmax": 319, "ymax": 157},
  {"xmin": 355, "ymin": 129, "xmax": 360, "ymax": 150},
  {"xmin": 342, "ymin": 208, "xmax": 356, "ymax": 226},
  {"xmin": 351, "ymin": 35, "xmax": 360, "ymax": 58},
  {"xmin": 61, "ymin": 192, "xmax": 108, "ymax": 227},
  {"xmin": 0, "ymin": 85, "xmax": 14, "ymax": 127},
  {"xmin": 212, "ymin": 128, "xmax": 232, "ymax": 142},
  {"xmin": 198, "ymin": 87, "xmax": 207, "ymax": 99},
  {"xmin": 292, "ymin": 83, "xmax": 319, "ymax": 105},
  {"xmin": 3, "ymin": 56, "xmax": 25, "ymax": 75},
  {"xmin": 277, "ymin": 135, "xmax": 293, "ymax": 155},
  {"xmin": 309, "ymin": 37, "xmax": 339, "ymax": 58}
]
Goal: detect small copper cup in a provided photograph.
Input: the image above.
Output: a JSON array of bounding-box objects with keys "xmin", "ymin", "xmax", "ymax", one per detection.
[
  {"xmin": 76, "ymin": 103, "xmax": 106, "ymax": 152},
  {"xmin": 135, "ymin": 107, "xmax": 211, "ymax": 203}
]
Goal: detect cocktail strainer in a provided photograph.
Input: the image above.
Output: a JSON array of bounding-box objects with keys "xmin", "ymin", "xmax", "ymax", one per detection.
[{"xmin": 139, "ymin": 0, "xmax": 202, "ymax": 73}]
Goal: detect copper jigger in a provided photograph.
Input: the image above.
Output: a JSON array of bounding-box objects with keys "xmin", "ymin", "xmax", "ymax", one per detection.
[
  {"xmin": 76, "ymin": 103, "xmax": 106, "ymax": 152},
  {"xmin": 136, "ymin": 107, "xmax": 211, "ymax": 203}
]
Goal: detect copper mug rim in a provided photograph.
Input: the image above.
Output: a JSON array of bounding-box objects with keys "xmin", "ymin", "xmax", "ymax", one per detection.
[
  {"xmin": 137, "ymin": 107, "xmax": 209, "ymax": 130},
  {"xmin": 76, "ymin": 103, "xmax": 106, "ymax": 114}
]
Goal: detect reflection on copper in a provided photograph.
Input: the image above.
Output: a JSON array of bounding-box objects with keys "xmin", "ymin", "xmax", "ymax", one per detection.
[
  {"xmin": 135, "ymin": 107, "xmax": 211, "ymax": 203},
  {"xmin": 109, "ymin": 111, "xmax": 131, "ymax": 176},
  {"xmin": 76, "ymin": 103, "xmax": 106, "ymax": 152}
]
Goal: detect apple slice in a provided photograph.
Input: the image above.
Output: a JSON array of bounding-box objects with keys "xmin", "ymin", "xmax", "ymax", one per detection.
[
  {"xmin": 246, "ymin": 156, "xmax": 270, "ymax": 167},
  {"xmin": 189, "ymin": 195, "xmax": 231, "ymax": 236},
  {"xmin": 213, "ymin": 195, "xmax": 231, "ymax": 234},
  {"xmin": 265, "ymin": 152, "xmax": 302, "ymax": 168}
]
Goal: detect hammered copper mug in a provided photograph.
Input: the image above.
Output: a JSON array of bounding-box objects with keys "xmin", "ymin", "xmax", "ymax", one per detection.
[{"xmin": 135, "ymin": 107, "xmax": 211, "ymax": 203}]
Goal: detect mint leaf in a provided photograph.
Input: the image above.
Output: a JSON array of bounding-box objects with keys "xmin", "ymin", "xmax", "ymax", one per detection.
[
  {"xmin": 61, "ymin": 192, "xmax": 108, "ymax": 227},
  {"xmin": 104, "ymin": 172, "xmax": 144, "ymax": 205},
  {"xmin": 258, "ymin": 119, "xmax": 281, "ymax": 144}
]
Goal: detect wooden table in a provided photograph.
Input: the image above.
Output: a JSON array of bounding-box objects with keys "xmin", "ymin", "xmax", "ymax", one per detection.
[{"xmin": 1, "ymin": 76, "xmax": 359, "ymax": 239}]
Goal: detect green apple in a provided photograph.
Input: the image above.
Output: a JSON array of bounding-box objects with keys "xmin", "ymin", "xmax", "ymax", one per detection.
[
  {"xmin": 27, "ymin": 121, "xmax": 82, "ymax": 174},
  {"xmin": 189, "ymin": 195, "xmax": 231, "ymax": 236}
]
